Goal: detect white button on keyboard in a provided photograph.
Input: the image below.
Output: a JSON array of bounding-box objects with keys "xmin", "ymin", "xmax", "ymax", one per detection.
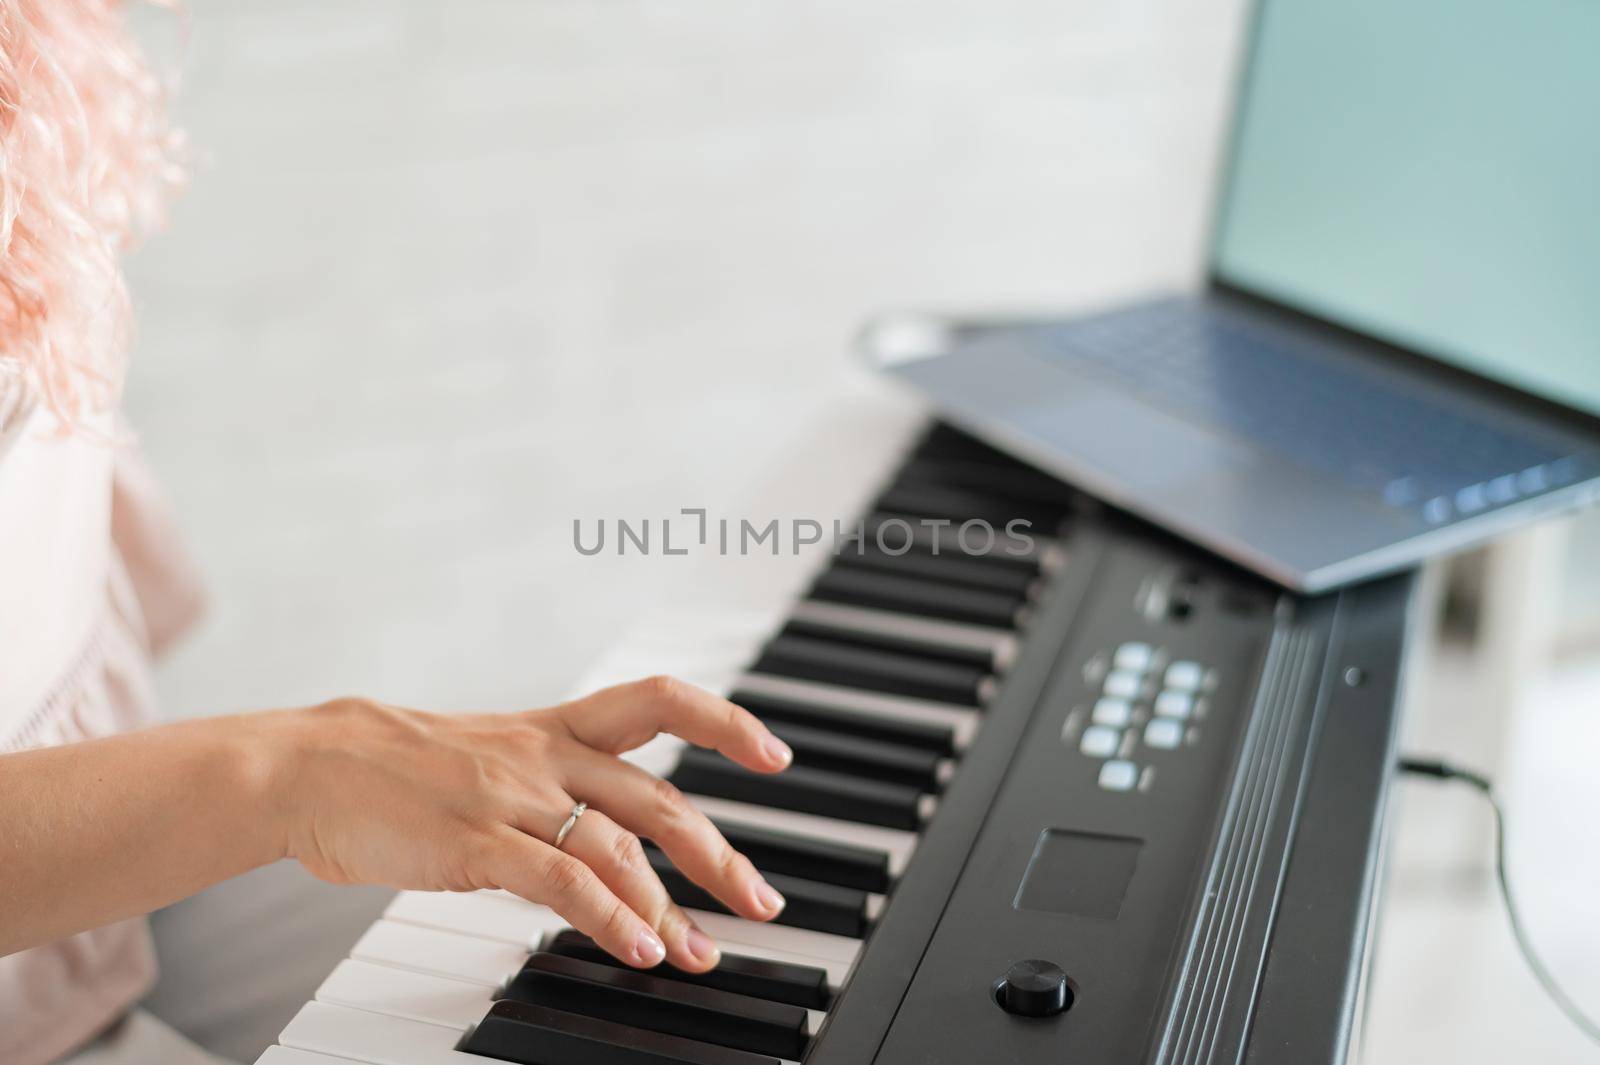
[
  {"xmin": 1098, "ymin": 760, "xmax": 1138, "ymax": 791},
  {"xmin": 1455, "ymin": 483, "xmax": 1487, "ymax": 514},
  {"xmin": 1079, "ymin": 725, "xmax": 1120, "ymax": 758},
  {"xmin": 1091, "ymin": 697, "xmax": 1132, "ymax": 728},
  {"xmin": 1154, "ymin": 690, "xmax": 1194, "ymax": 719},
  {"xmin": 1102, "ymin": 670, "xmax": 1141, "ymax": 699},
  {"xmin": 1113, "ymin": 642, "xmax": 1153, "ymax": 671},
  {"xmin": 1164, "ymin": 661, "xmax": 1204, "ymax": 691},
  {"xmin": 1144, "ymin": 718, "xmax": 1183, "ymax": 750}
]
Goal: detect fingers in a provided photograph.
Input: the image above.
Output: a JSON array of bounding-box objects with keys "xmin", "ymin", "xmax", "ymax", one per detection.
[
  {"xmin": 559, "ymin": 676, "xmax": 792, "ymax": 773},
  {"xmin": 483, "ymin": 825, "xmax": 666, "ymax": 969},
  {"xmin": 557, "ymin": 807, "xmax": 723, "ymax": 973},
  {"xmin": 489, "ymin": 675, "xmax": 791, "ymax": 972},
  {"xmin": 567, "ymin": 747, "xmax": 786, "ymax": 924}
]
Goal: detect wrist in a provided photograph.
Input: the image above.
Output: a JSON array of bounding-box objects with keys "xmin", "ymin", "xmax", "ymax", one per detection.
[{"xmin": 226, "ymin": 707, "xmax": 316, "ymax": 864}]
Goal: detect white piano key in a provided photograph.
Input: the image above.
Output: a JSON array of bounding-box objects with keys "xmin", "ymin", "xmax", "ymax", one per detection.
[
  {"xmin": 292, "ymin": 976, "xmax": 819, "ymax": 1065},
  {"xmin": 280, "ymin": 1001, "xmax": 474, "ymax": 1065},
  {"xmin": 713, "ymin": 940, "xmax": 852, "ymax": 990},
  {"xmin": 384, "ymin": 889, "xmax": 855, "ymax": 986},
  {"xmin": 384, "ymin": 890, "xmax": 565, "ymax": 948},
  {"xmin": 736, "ymin": 673, "xmax": 979, "ymax": 747},
  {"xmin": 318, "ymin": 959, "xmax": 493, "ymax": 1030},
  {"xmin": 352, "ymin": 919, "xmax": 525, "ymax": 986},
  {"xmin": 684, "ymin": 908, "xmax": 859, "ymax": 967},
  {"xmin": 684, "ymin": 792, "xmax": 917, "ymax": 875},
  {"xmin": 628, "ymin": 739, "xmax": 921, "ymax": 873},
  {"xmin": 788, "ymin": 599, "xmax": 1017, "ymax": 669},
  {"xmin": 380, "ymin": 876, "xmax": 857, "ymax": 972},
  {"xmin": 327, "ymin": 952, "xmax": 830, "ymax": 1042},
  {"xmin": 345, "ymin": 908, "xmax": 844, "ymax": 1017},
  {"xmin": 622, "ymin": 732, "xmax": 686, "ymax": 778},
  {"xmin": 256, "ymin": 1049, "xmax": 354, "ymax": 1065}
]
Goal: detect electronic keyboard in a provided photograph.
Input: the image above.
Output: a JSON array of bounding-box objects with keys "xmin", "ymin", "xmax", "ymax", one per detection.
[{"xmin": 255, "ymin": 421, "xmax": 1417, "ymax": 1065}]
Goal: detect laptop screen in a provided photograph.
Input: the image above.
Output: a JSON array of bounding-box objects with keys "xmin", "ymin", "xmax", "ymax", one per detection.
[{"xmin": 1211, "ymin": 0, "xmax": 1600, "ymax": 420}]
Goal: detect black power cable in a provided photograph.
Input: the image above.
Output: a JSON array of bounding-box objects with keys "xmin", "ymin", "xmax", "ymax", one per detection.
[{"xmin": 1398, "ymin": 756, "xmax": 1600, "ymax": 1048}]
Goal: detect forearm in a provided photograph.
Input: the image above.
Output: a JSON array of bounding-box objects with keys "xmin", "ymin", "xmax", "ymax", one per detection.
[
  {"xmin": 0, "ymin": 710, "xmax": 295, "ymax": 956},
  {"xmin": 0, "ymin": 679, "xmax": 794, "ymax": 976}
]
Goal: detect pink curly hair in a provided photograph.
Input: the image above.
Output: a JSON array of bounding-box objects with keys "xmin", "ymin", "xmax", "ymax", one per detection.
[{"xmin": 0, "ymin": 0, "xmax": 182, "ymax": 423}]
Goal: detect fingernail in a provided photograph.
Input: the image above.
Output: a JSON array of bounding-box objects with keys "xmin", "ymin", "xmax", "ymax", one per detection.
[
  {"xmin": 685, "ymin": 926, "xmax": 720, "ymax": 966},
  {"xmin": 754, "ymin": 880, "xmax": 786, "ymax": 917},
  {"xmin": 633, "ymin": 929, "xmax": 666, "ymax": 966},
  {"xmin": 762, "ymin": 734, "xmax": 793, "ymax": 767}
]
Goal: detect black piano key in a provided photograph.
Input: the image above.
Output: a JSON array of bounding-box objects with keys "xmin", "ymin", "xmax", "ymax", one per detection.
[
  {"xmin": 731, "ymin": 690, "xmax": 956, "ymax": 756},
  {"xmin": 874, "ymin": 480, "xmax": 1062, "ymax": 532},
  {"xmin": 669, "ymin": 748, "xmax": 925, "ymax": 830},
  {"xmin": 503, "ymin": 952, "xmax": 810, "ymax": 1060},
  {"xmin": 895, "ymin": 455, "xmax": 1079, "ymax": 511},
  {"xmin": 643, "ymin": 847, "xmax": 871, "ymax": 939},
  {"xmin": 464, "ymin": 997, "xmax": 777, "ymax": 1065},
  {"xmin": 766, "ymin": 719, "xmax": 943, "ymax": 791},
  {"xmin": 784, "ymin": 612, "xmax": 999, "ymax": 670},
  {"xmin": 752, "ymin": 631, "xmax": 989, "ymax": 706},
  {"xmin": 545, "ymin": 930, "xmax": 832, "ymax": 1010},
  {"xmin": 712, "ymin": 818, "xmax": 891, "ymax": 894},
  {"xmin": 862, "ymin": 511, "xmax": 1047, "ymax": 570},
  {"xmin": 905, "ymin": 422, "xmax": 1063, "ymax": 473},
  {"xmin": 811, "ymin": 566, "xmax": 1026, "ymax": 630},
  {"xmin": 911, "ymin": 422, "xmax": 1028, "ymax": 465},
  {"xmin": 829, "ymin": 544, "xmax": 1039, "ymax": 597}
]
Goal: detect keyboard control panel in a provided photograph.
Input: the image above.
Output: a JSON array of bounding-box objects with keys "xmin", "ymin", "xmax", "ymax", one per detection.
[
  {"xmin": 855, "ymin": 525, "xmax": 1300, "ymax": 1065},
  {"xmin": 1063, "ymin": 640, "xmax": 1219, "ymax": 792}
]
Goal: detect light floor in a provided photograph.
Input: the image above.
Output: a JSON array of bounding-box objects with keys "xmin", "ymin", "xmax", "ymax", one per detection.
[
  {"xmin": 119, "ymin": 2, "xmax": 1598, "ymax": 1061},
  {"xmin": 1362, "ymin": 644, "xmax": 1600, "ymax": 1064}
]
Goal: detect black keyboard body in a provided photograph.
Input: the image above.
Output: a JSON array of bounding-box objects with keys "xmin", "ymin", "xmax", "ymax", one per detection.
[
  {"xmin": 805, "ymin": 425, "xmax": 1415, "ymax": 1065},
  {"xmin": 440, "ymin": 421, "xmax": 1417, "ymax": 1065}
]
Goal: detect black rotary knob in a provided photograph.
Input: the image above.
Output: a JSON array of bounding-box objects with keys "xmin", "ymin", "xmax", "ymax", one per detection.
[{"xmin": 995, "ymin": 959, "xmax": 1073, "ymax": 1017}]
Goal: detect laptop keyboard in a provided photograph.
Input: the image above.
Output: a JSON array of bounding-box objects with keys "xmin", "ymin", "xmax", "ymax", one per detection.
[{"xmin": 1020, "ymin": 298, "xmax": 1581, "ymax": 525}]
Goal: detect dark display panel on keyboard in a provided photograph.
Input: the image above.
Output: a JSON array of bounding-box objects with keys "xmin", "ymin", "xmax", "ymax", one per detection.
[{"xmin": 265, "ymin": 422, "xmax": 1414, "ymax": 1065}]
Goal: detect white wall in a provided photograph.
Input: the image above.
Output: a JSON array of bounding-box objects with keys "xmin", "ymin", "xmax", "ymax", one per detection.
[{"xmin": 124, "ymin": 0, "xmax": 1244, "ymax": 717}]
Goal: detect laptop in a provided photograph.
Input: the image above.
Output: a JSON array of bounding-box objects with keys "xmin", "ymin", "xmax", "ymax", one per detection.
[{"xmin": 860, "ymin": 0, "xmax": 1600, "ymax": 593}]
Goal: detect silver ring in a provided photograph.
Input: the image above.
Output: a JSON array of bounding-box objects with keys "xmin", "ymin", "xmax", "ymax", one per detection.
[{"xmin": 554, "ymin": 802, "xmax": 588, "ymax": 849}]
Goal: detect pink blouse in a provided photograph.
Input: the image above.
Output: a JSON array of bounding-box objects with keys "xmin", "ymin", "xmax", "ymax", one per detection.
[{"xmin": 0, "ymin": 365, "xmax": 205, "ymax": 1065}]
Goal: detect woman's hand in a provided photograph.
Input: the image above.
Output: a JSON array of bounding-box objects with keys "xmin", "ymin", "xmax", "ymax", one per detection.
[{"xmin": 267, "ymin": 677, "xmax": 794, "ymax": 974}]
